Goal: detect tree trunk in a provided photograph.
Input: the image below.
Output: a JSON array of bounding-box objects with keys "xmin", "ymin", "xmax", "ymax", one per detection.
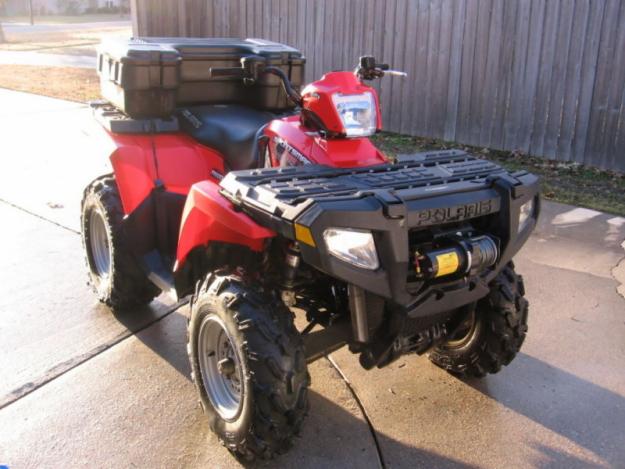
[{"xmin": 0, "ymin": 24, "xmax": 5, "ymax": 44}]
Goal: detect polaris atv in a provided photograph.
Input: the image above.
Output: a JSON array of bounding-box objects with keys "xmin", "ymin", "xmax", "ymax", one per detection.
[{"xmin": 82, "ymin": 38, "xmax": 539, "ymax": 460}]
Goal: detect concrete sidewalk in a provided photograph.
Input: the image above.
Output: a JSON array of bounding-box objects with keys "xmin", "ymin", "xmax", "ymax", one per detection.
[
  {"xmin": 0, "ymin": 89, "xmax": 111, "ymax": 231},
  {"xmin": 0, "ymin": 89, "xmax": 623, "ymax": 468},
  {"xmin": 1, "ymin": 20, "xmax": 131, "ymax": 33}
]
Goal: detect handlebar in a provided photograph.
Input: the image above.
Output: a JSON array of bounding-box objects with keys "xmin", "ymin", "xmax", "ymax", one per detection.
[
  {"xmin": 208, "ymin": 57, "xmax": 302, "ymax": 106},
  {"xmin": 264, "ymin": 66, "xmax": 303, "ymax": 106},
  {"xmin": 385, "ymin": 70, "xmax": 408, "ymax": 78},
  {"xmin": 208, "ymin": 55, "xmax": 404, "ymax": 105}
]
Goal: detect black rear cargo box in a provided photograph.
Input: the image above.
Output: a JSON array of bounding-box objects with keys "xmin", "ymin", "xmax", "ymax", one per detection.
[{"xmin": 97, "ymin": 37, "xmax": 306, "ymax": 118}]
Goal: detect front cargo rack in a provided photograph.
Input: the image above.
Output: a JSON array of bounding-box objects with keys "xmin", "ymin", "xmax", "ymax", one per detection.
[
  {"xmin": 219, "ymin": 149, "xmax": 516, "ymax": 227},
  {"xmin": 220, "ymin": 149, "xmax": 539, "ymax": 305}
]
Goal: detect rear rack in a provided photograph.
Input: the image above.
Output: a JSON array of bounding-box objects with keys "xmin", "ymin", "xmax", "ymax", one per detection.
[{"xmin": 90, "ymin": 101, "xmax": 180, "ymax": 134}]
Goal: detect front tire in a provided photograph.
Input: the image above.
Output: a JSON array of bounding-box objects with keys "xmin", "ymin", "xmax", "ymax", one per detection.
[
  {"xmin": 429, "ymin": 262, "xmax": 529, "ymax": 377},
  {"xmin": 81, "ymin": 176, "xmax": 160, "ymax": 310},
  {"xmin": 188, "ymin": 272, "xmax": 309, "ymax": 461}
]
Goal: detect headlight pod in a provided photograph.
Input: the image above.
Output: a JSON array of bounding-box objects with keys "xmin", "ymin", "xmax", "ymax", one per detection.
[
  {"xmin": 323, "ymin": 228, "xmax": 379, "ymax": 270},
  {"xmin": 518, "ymin": 198, "xmax": 535, "ymax": 233},
  {"xmin": 332, "ymin": 92, "xmax": 378, "ymax": 137}
]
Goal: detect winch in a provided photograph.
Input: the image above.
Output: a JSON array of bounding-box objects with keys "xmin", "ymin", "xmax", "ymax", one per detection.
[{"xmin": 414, "ymin": 235, "xmax": 498, "ymax": 280}]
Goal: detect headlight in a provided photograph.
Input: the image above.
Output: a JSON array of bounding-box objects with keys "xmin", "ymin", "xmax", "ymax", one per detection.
[
  {"xmin": 332, "ymin": 92, "xmax": 377, "ymax": 137},
  {"xmin": 518, "ymin": 198, "xmax": 535, "ymax": 232},
  {"xmin": 323, "ymin": 228, "xmax": 379, "ymax": 270}
]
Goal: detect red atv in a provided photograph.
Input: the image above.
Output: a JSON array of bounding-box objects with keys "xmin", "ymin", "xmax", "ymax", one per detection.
[{"xmin": 82, "ymin": 38, "xmax": 539, "ymax": 460}]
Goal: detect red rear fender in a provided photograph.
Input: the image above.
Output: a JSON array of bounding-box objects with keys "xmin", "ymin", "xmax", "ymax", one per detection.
[
  {"xmin": 108, "ymin": 132, "xmax": 225, "ymax": 214},
  {"xmin": 175, "ymin": 180, "xmax": 275, "ymax": 269},
  {"xmin": 109, "ymin": 134, "xmax": 157, "ymax": 214}
]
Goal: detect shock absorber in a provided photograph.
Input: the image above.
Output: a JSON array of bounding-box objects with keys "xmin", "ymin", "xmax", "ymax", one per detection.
[
  {"xmin": 281, "ymin": 243, "xmax": 300, "ymax": 306},
  {"xmin": 283, "ymin": 243, "xmax": 300, "ymax": 287},
  {"xmin": 414, "ymin": 235, "xmax": 498, "ymax": 280}
]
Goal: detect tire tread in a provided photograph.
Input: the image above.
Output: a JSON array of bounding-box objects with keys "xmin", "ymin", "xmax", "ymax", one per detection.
[
  {"xmin": 429, "ymin": 263, "xmax": 529, "ymax": 377},
  {"xmin": 81, "ymin": 176, "xmax": 160, "ymax": 310},
  {"xmin": 188, "ymin": 273, "xmax": 308, "ymax": 461}
]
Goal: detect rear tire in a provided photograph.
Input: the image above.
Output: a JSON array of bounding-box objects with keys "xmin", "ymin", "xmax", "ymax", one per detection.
[
  {"xmin": 188, "ymin": 272, "xmax": 309, "ymax": 461},
  {"xmin": 81, "ymin": 176, "xmax": 160, "ymax": 310},
  {"xmin": 428, "ymin": 262, "xmax": 529, "ymax": 377}
]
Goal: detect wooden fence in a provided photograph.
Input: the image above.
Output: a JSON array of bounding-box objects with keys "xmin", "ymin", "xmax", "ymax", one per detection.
[{"xmin": 131, "ymin": 0, "xmax": 625, "ymax": 172}]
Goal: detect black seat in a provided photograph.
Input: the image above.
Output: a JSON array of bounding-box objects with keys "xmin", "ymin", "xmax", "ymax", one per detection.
[{"xmin": 178, "ymin": 105, "xmax": 274, "ymax": 171}]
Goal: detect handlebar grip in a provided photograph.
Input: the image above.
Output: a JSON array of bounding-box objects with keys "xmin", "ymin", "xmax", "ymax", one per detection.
[
  {"xmin": 385, "ymin": 70, "xmax": 408, "ymax": 77},
  {"xmin": 209, "ymin": 67, "xmax": 245, "ymax": 78}
]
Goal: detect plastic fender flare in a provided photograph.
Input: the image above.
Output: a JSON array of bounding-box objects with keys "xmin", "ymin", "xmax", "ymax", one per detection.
[
  {"xmin": 108, "ymin": 132, "xmax": 227, "ymax": 215},
  {"xmin": 109, "ymin": 135, "xmax": 158, "ymax": 215},
  {"xmin": 175, "ymin": 180, "xmax": 275, "ymax": 269}
]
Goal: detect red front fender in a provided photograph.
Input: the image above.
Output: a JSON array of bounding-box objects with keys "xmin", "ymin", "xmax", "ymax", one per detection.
[{"xmin": 175, "ymin": 180, "xmax": 275, "ymax": 269}]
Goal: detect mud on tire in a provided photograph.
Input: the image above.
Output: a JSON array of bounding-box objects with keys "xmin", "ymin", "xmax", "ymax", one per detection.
[
  {"xmin": 188, "ymin": 272, "xmax": 309, "ymax": 461},
  {"xmin": 81, "ymin": 176, "xmax": 160, "ymax": 310},
  {"xmin": 429, "ymin": 262, "xmax": 529, "ymax": 377}
]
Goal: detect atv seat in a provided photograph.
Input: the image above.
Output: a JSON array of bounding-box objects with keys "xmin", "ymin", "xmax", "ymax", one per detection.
[{"xmin": 178, "ymin": 105, "xmax": 274, "ymax": 171}]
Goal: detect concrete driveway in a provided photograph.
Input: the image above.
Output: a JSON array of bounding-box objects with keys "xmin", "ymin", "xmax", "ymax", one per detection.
[
  {"xmin": 0, "ymin": 18, "xmax": 131, "ymax": 68},
  {"xmin": 0, "ymin": 89, "xmax": 624, "ymax": 468}
]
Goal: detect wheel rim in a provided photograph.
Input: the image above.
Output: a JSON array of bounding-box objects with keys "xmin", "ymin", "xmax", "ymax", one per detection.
[
  {"xmin": 198, "ymin": 315, "xmax": 244, "ymax": 421},
  {"xmin": 89, "ymin": 209, "xmax": 111, "ymax": 278},
  {"xmin": 444, "ymin": 309, "xmax": 478, "ymax": 348}
]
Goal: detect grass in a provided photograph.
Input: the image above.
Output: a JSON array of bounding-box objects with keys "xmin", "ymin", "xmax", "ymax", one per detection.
[
  {"xmin": 0, "ymin": 65, "xmax": 100, "ymax": 102},
  {"xmin": 43, "ymin": 45, "xmax": 98, "ymax": 56},
  {"xmin": 372, "ymin": 132, "xmax": 625, "ymax": 217}
]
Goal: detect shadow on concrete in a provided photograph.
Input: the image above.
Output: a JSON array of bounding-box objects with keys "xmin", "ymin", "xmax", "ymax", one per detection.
[
  {"xmin": 529, "ymin": 443, "xmax": 606, "ymax": 469},
  {"xmin": 113, "ymin": 306, "xmax": 193, "ymax": 381},
  {"xmin": 465, "ymin": 353, "xmax": 625, "ymax": 466},
  {"xmin": 113, "ymin": 308, "xmax": 475, "ymax": 468},
  {"xmin": 109, "ymin": 298, "xmax": 176, "ymax": 333},
  {"xmin": 255, "ymin": 392, "xmax": 476, "ymax": 469},
  {"xmin": 112, "ymin": 306, "xmax": 625, "ymax": 466}
]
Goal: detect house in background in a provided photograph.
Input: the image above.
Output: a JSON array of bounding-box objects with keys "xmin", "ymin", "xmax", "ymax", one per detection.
[{"xmin": 2, "ymin": 0, "xmax": 129, "ymax": 16}]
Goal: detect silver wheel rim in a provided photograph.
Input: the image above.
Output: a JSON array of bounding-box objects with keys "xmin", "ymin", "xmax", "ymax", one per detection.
[
  {"xmin": 198, "ymin": 315, "xmax": 244, "ymax": 421},
  {"xmin": 89, "ymin": 209, "xmax": 111, "ymax": 278},
  {"xmin": 444, "ymin": 309, "xmax": 478, "ymax": 348}
]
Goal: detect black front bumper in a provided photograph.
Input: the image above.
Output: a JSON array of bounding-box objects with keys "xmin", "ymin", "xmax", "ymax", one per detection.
[{"xmin": 220, "ymin": 150, "xmax": 540, "ymax": 319}]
